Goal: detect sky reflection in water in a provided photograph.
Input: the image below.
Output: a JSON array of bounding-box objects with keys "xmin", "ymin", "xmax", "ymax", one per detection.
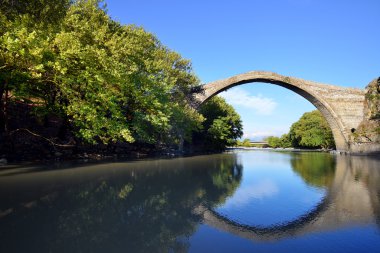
[{"xmin": 0, "ymin": 151, "xmax": 379, "ymax": 253}]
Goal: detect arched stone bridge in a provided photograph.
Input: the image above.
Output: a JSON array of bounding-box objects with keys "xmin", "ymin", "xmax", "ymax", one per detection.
[{"xmin": 192, "ymin": 71, "xmax": 378, "ymax": 154}]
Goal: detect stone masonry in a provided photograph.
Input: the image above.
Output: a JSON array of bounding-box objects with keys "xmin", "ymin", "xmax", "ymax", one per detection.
[{"xmin": 192, "ymin": 71, "xmax": 379, "ymax": 154}]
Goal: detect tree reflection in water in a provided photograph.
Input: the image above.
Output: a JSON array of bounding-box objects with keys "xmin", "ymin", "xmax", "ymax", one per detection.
[
  {"xmin": 1, "ymin": 152, "xmax": 379, "ymax": 252},
  {"xmin": 291, "ymin": 152, "xmax": 336, "ymax": 188},
  {"xmin": 196, "ymin": 152, "xmax": 380, "ymax": 243},
  {"xmin": 0, "ymin": 154, "xmax": 242, "ymax": 253}
]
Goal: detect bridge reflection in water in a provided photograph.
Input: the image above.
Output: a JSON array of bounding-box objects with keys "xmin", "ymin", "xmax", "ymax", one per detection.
[
  {"xmin": 0, "ymin": 152, "xmax": 379, "ymax": 252},
  {"xmin": 195, "ymin": 154, "xmax": 380, "ymax": 242}
]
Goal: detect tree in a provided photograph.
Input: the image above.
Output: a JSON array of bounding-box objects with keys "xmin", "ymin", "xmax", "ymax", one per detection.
[
  {"xmin": 3, "ymin": 0, "xmax": 248, "ymax": 156},
  {"xmin": 51, "ymin": 0, "xmax": 204, "ymax": 145},
  {"xmin": 0, "ymin": 0, "xmax": 71, "ymax": 25},
  {"xmin": 195, "ymin": 96, "xmax": 243, "ymax": 150},
  {"xmin": 1, "ymin": 0, "xmax": 204, "ymax": 149},
  {"xmin": 0, "ymin": 2, "xmax": 62, "ymax": 133},
  {"xmin": 279, "ymin": 133, "xmax": 292, "ymax": 148},
  {"xmin": 266, "ymin": 136, "xmax": 281, "ymax": 148},
  {"xmin": 241, "ymin": 138, "xmax": 252, "ymax": 147},
  {"xmin": 265, "ymin": 111, "xmax": 334, "ymax": 149},
  {"xmin": 289, "ymin": 110, "xmax": 335, "ymax": 149}
]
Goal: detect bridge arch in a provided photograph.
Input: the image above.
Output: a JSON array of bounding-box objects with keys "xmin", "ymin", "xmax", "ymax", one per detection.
[
  {"xmin": 194, "ymin": 155, "xmax": 378, "ymax": 241},
  {"xmin": 193, "ymin": 71, "xmax": 366, "ymax": 152},
  {"xmin": 194, "ymin": 196, "xmax": 329, "ymax": 241}
]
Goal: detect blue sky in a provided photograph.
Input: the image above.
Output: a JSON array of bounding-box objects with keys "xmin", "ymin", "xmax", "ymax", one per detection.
[{"xmin": 105, "ymin": 0, "xmax": 380, "ymax": 140}]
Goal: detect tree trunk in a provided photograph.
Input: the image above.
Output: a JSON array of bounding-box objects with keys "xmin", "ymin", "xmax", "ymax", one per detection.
[
  {"xmin": 3, "ymin": 88, "xmax": 9, "ymax": 133},
  {"xmin": 0, "ymin": 80, "xmax": 7, "ymax": 133}
]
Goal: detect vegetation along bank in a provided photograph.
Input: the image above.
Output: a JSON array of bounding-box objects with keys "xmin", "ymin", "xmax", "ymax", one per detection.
[{"xmin": 0, "ymin": 0, "xmax": 243, "ymax": 161}]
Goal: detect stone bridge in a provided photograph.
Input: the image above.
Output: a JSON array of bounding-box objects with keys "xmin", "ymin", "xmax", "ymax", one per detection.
[
  {"xmin": 192, "ymin": 71, "xmax": 379, "ymax": 154},
  {"xmin": 194, "ymin": 155, "xmax": 380, "ymax": 242}
]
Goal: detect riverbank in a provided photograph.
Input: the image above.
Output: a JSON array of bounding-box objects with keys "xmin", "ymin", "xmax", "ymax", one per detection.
[
  {"xmin": 0, "ymin": 133, "xmax": 226, "ymax": 165},
  {"xmin": 0, "ymin": 142, "xmax": 354, "ymax": 166},
  {"xmin": 227, "ymin": 147, "xmax": 332, "ymax": 152}
]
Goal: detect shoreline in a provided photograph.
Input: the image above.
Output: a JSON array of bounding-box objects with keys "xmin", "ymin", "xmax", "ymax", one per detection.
[
  {"xmin": 227, "ymin": 147, "xmax": 331, "ymax": 152},
  {"xmin": 1, "ymin": 146, "xmax": 378, "ymax": 168}
]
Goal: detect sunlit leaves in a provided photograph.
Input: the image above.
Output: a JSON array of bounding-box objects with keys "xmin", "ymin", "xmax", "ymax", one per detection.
[
  {"xmin": 266, "ymin": 111, "xmax": 335, "ymax": 149},
  {"xmin": 198, "ymin": 96, "xmax": 243, "ymax": 150},
  {"xmin": 1, "ymin": 0, "xmax": 206, "ymax": 147},
  {"xmin": 289, "ymin": 110, "xmax": 335, "ymax": 149}
]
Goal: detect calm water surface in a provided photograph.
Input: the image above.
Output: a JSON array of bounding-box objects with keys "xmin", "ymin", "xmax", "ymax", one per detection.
[{"xmin": 0, "ymin": 150, "xmax": 379, "ymax": 252}]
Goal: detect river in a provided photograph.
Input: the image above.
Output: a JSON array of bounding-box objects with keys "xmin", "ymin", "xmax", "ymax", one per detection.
[{"xmin": 0, "ymin": 150, "xmax": 379, "ymax": 252}]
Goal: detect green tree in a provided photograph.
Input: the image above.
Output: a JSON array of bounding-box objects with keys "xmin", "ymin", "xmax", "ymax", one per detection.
[
  {"xmin": 52, "ymin": 0, "xmax": 203, "ymax": 145},
  {"xmin": 0, "ymin": 0, "xmax": 71, "ymax": 25},
  {"xmin": 241, "ymin": 138, "xmax": 252, "ymax": 147},
  {"xmin": 279, "ymin": 133, "xmax": 292, "ymax": 148},
  {"xmin": 266, "ymin": 136, "xmax": 281, "ymax": 148},
  {"xmin": 0, "ymin": 3, "xmax": 61, "ymax": 133},
  {"xmin": 265, "ymin": 111, "xmax": 332, "ymax": 149},
  {"xmin": 196, "ymin": 96, "xmax": 243, "ymax": 150},
  {"xmin": 1, "ymin": 0, "xmax": 204, "ymax": 149},
  {"xmin": 289, "ymin": 110, "xmax": 335, "ymax": 149}
]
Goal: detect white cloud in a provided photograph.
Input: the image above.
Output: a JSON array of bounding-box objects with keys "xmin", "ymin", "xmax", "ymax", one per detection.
[
  {"xmin": 219, "ymin": 88, "xmax": 277, "ymax": 115},
  {"xmin": 223, "ymin": 180, "xmax": 279, "ymax": 209},
  {"xmin": 243, "ymin": 131, "xmax": 282, "ymax": 139},
  {"xmin": 242, "ymin": 126, "xmax": 290, "ymax": 141}
]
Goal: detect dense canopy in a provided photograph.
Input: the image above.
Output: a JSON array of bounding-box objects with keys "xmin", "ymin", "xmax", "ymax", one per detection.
[
  {"xmin": 265, "ymin": 110, "xmax": 335, "ymax": 149},
  {"xmin": 0, "ymin": 0, "xmax": 244, "ymax": 158}
]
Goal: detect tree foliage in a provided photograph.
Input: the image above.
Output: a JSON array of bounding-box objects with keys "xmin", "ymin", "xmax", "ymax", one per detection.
[
  {"xmin": 266, "ymin": 134, "xmax": 292, "ymax": 148},
  {"xmin": 195, "ymin": 96, "xmax": 243, "ymax": 150},
  {"xmin": 236, "ymin": 138, "xmax": 252, "ymax": 147},
  {"xmin": 265, "ymin": 110, "xmax": 335, "ymax": 149},
  {"xmin": 0, "ymin": 0, "xmax": 72, "ymax": 25},
  {"xmin": 1, "ymin": 0, "xmax": 209, "ymax": 151},
  {"xmin": 289, "ymin": 110, "xmax": 335, "ymax": 149}
]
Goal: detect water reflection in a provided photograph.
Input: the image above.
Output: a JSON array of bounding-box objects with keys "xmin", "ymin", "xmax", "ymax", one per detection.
[
  {"xmin": 291, "ymin": 152, "xmax": 336, "ymax": 188},
  {"xmin": 0, "ymin": 155, "xmax": 242, "ymax": 253},
  {"xmin": 0, "ymin": 152, "xmax": 379, "ymax": 252},
  {"xmin": 199, "ymin": 153, "xmax": 380, "ymax": 243}
]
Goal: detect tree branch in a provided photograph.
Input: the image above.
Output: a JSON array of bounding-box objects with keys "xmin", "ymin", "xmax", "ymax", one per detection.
[{"xmin": 9, "ymin": 128, "xmax": 75, "ymax": 148}]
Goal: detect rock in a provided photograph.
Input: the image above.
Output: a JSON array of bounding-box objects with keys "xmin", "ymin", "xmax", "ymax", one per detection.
[
  {"xmin": 364, "ymin": 78, "xmax": 380, "ymax": 120},
  {"xmin": 353, "ymin": 78, "xmax": 380, "ymax": 145}
]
